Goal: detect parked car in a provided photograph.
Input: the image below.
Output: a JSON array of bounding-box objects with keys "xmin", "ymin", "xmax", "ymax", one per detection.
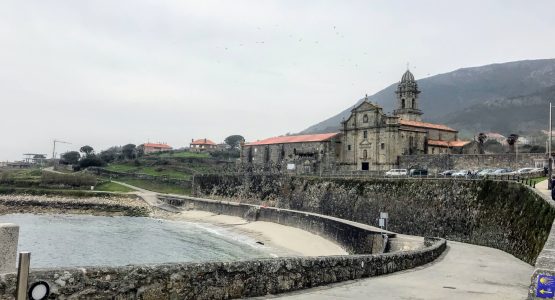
[
  {"xmin": 491, "ymin": 168, "xmax": 513, "ymax": 175},
  {"xmin": 385, "ymin": 169, "xmax": 408, "ymax": 176},
  {"xmin": 439, "ymin": 170, "xmax": 456, "ymax": 177},
  {"xmin": 451, "ymin": 170, "xmax": 469, "ymax": 177},
  {"xmin": 409, "ymin": 169, "xmax": 428, "ymax": 177},
  {"xmin": 477, "ymin": 169, "xmax": 495, "ymax": 177},
  {"xmin": 515, "ymin": 168, "xmax": 535, "ymax": 174}
]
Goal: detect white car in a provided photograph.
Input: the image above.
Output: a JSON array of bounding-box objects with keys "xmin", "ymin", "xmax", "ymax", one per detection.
[
  {"xmin": 385, "ymin": 169, "xmax": 408, "ymax": 177},
  {"xmin": 451, "ymin": 170, "xmax": 470, "ymax": 177},
  {"xmin": 515, "ymin": 168, "xmax": 535, "ymax": 174}
]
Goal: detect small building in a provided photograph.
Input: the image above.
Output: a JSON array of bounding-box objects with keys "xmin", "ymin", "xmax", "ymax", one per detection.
[
  {"xmin": 243, "ymin": 133, "xmax": 341, "ymax": 173},
  {"xmin": 190, "ymin": 138, "xmax": 217, "ymax": 152},
  {"xmin": 142, "ymin": 143, "xmax": 172, "ymax": 154}
]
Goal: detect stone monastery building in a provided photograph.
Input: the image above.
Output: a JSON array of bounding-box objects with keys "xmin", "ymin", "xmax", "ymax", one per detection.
[{"xmin": 242, "ymin": 70, "xmax": 478, "ymax": 172}]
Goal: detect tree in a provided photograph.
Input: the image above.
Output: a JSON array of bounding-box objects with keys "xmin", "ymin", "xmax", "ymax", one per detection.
[
  {"xmin": 476, "ymin": 132, "xmax": 487, "ymax": 154},
  {"xmin": 99, "ymin": 147, "xmax": 118, "ymax": 163},
  {"xmin": 224, "ymin": 135, "xmax": 245, "ymax": 150},
  {"xmin": 80, "ymin": 145, "xmax": 94, "ymax": 157},
  {"xmin": 78, "ymin": 155, "xmax": 105, "ymax": 168},
  {"xmin": 122, "ymin": 144, "xmax": 137, "ymax": 160},
  {"xmin": 60, "ymin": 151, "xmax": 80, "ymax": 165},
  {"xmin": 506, "ymin": 134, "xmax": 519, "ymax": 153}
]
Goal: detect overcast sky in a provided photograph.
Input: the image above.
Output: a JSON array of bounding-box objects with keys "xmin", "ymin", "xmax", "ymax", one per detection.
[{"xmin": 1, "ymin": 0, "xmax": 554, "ymax": 161}]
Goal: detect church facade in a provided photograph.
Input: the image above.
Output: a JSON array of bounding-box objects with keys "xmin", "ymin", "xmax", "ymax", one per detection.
[{"xmin": 242, "ymin": 70, "xmax": 479, "ymax": 172}]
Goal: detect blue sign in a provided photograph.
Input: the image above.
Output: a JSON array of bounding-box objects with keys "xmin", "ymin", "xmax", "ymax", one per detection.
[{"xmin": 537, "ymin": 274, "xmax": 555, "ymax": 298}]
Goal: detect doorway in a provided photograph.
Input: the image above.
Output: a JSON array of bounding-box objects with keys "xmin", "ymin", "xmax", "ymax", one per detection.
[{"xmin": 361, "ymin": 162, "xmax": 369, "ymax": 171}]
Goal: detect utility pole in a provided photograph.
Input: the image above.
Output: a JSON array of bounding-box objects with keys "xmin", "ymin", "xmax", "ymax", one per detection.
[
  {"xmin": 52, "ymin": 139, "xmax": 71, "ymax": 160},
  {"xmin": 549, "ymin": 103, "xmax": 553, "ymax": 189}
]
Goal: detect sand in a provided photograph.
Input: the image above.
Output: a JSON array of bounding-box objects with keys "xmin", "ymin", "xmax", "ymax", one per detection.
[{"xmin": 168, "ymin": 210, "xmax": 348, "ymax": 257}]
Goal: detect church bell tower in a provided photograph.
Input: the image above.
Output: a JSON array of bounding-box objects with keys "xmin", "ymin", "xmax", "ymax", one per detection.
[{"xmin": 393, "ymin": 69, "xmax": 423, "ymax": 121}]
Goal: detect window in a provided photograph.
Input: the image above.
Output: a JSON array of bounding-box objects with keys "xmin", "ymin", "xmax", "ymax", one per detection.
[
  {"xmin": 412, "ymin": 98, "xmax": 416, "ymax": 109},
  {"xmin": 363, "ymin": 130, "xmax": 368, "ymax": 138},
  {"xmin": 381, "ymin": 143, "xmax": 385, "ymax": 150},
  {"xmin": 402, "ymin": 99, "xmax": 405, "ymax": 108},
  {"xmin": 363, "ymin": 150, "xmax": 367, "ymax": 159},
  {"xmin": 363, "ymin": 114, "xmax": 368, "ymax": 123},
  {"xmin": 348, "ymin": 145, "xmax": 352, "ymax": 151},
  {"xmin": 432, "ymin": 148, "xmax": 435, "ymax": 154}
]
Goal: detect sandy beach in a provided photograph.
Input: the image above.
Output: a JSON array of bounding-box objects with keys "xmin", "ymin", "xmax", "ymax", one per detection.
[{"xmin": 167, "ymin": 210, "xmax": 348, "ymax": 257}]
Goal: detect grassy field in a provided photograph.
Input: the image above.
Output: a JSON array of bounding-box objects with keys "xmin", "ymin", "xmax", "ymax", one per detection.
[
  {"xmin": 95, "ymin": 181, "xmax": 134, "ymax": 193},
  {"xmin": 117, "ymin": 178, "xmax": 190, "ymax": 195},
  {"xmin": 529, "ymin": 177, "xmax": 547, "ymax": 185},
  {"xmin": 155, "ymin": 151, "xmax": 210, "ymax": 159},
  {"xmin": 105, "ymin": 164, "xmax": 191, "ymax": 180}
]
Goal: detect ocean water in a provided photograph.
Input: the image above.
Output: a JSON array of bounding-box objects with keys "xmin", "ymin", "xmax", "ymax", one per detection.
[{"xmin": 0, "ymin": 214, "xmax": 270, "ymax": 268}]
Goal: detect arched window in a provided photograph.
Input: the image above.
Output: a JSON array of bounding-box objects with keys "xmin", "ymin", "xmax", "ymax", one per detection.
[
  {"xmin": 363, "ymin": 114, "xmax": 368, "ymax": 123},
  {"xmin": 402, "ymin": 99, "xmax": 405, "ymax": 109},
  {"xmin": 363, "ymin": 150, "xmax": 367, "ymax": 159}
]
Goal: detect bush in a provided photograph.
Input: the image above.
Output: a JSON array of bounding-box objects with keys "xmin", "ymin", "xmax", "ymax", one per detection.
[{"xmin": 78, "ymin": 155, "xmax": 106, "ymax": 168}]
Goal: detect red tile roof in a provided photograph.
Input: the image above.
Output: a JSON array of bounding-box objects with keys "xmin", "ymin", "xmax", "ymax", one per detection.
[
  {"xmin": 246, "ymin": 133, "xmax": 340, "ymax": 146},
  {"xmin": 428, "ymin": 139, "xmax": 471, "ymax": 147},
  {"xmin": 191, "ymin": 138, "xmax": 216, "ymax": 145},
  {"xmin": 143, "ymin": 143, "xmax": 172, "ymax": 149},
  {"xmin": 400, "ymin": 120, "xmax": 457, "ymax": 132}
]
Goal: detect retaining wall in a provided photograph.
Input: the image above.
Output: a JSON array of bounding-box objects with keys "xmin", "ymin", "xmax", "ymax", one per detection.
[
  {"xmin": 399, "ymin": 153, "xmax": 547, "ymax": 173},
  {"xmin": 192, "ymin": 174, "xmax": 555, "ymax": 264},
  {"xmin": 159, "ymin": 195, "xmax": 391, "ymax": 255},
  {"xmin": 87, "ymin": 167, "xmax": 192, "ymax": 188},
  {"xmin": 0, "ymin": 238, "xmax": 445, "ymax": 300}
]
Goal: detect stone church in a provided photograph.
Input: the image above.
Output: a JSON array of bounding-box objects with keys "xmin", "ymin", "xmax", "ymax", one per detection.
[{"xmin": 242, "ymin": 70, "xmax": 478, "ymax": 172}]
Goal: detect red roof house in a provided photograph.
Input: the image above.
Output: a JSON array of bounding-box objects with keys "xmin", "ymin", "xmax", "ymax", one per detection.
[
  {"xmin": 190, "ymin": 138, "xmax": 217, "ymax": 152},
  {"xmin": 143, "ymin": 143, "xmax": 172, "ymax": 154}
]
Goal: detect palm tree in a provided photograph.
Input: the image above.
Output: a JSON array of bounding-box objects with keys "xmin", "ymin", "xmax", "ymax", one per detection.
[
  {"xmin": 476, "ymin": 133, "xmax": 487, "ymax": 154},
  {"xmin": 506, "ymin": 134, "xmax": 519, "ymax": 153}
]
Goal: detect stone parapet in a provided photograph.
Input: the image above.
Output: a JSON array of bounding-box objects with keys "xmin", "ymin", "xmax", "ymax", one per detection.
[
  {"xmin": 0, "ymin": 224, "xmax": 18, "ymax": 274},
  {"xmin": 0, "ymin": 238, "xmax": 445, "ymax": 299}
]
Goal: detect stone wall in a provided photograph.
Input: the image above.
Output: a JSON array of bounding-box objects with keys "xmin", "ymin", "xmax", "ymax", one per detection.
[
  {"xmin": 399, "ymin": 153, "xmax": 547, "ymax": 173},
  {"xmin": 158, "ymin": 195, "xmax": 391, "ymax": 255},
  {"xmin": 87, "ymin": 167, "xmax": 192, "ymax": 188},
  {"xmin": 0, "ymin": 238, "xmax": 445, "ymax": 300},
  {"xmin": 193, "ymin": 174, "xmax": 555, "ymax": 264}
]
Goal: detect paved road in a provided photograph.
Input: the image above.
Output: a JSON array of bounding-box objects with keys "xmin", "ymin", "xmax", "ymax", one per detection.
[
  {"xmin": 110, "ymin": 180, "xmax": 181, "ymax": 212},
  {"xmin": 268, "ymin": 241, "xmax": 532, "ymax": 300},
  {"xmin": 535, "ymin": 179, "xmax": 550, "ymax": 198}
]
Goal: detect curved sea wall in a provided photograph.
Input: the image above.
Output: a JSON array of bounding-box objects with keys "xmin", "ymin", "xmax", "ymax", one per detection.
[
  {"xmin": 0, "ymin": 238, "xmax": 445, "ymax": 300},
  {"xmin": 159, "ymin": 195, "xmax": 392, "ymax": 255},
  {"xmin": 193, "ymin": 175, "xmax": 555, "ymax": 264}
]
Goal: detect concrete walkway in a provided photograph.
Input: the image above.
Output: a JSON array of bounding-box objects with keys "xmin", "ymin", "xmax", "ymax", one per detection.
[
  {"xmin": 270, "ymin": 241, "xmax": 532, "ymax": 300},
  {"xmin": 111, "ymin": 180, "xmax": 181, "ymax": 212},
  {"xmin": 535, "ymin": 179, "xmax": 551, "ymax": 198}
]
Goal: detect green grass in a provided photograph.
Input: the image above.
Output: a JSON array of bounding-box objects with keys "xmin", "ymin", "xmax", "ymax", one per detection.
[
  {"xmin": 105, "ymin": 164, "xmax": 139, "ymax": 173},
  {"xmin": 117, "ymin": 178, "xmax": 190, "ymax": 195},
  {"xmin": 95, "ymin": 181, "xmax": 134, "ymax": 193},
  {"xmin": 155, "ymin": 151, "xmax": 210, "ymax": 159},
  {"xmin": 105, "ymin": 163, "xmax": 191, "ymax": 180},
  {"xmin": 529, "ymin": 177, "xmax": 548, "ymax": 185}
]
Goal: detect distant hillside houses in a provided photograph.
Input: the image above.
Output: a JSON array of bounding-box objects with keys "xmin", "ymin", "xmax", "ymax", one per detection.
[
  {"xmin": 190, "ymin": 138, "xmax": 217, "ymax": 152},
  {"xmin": 142, "ymin": 143, "xmax": 172, "ymax": 154},
  {"xmin": 242, "ymin": 70, "xmax": 479, "ymax": 172}
]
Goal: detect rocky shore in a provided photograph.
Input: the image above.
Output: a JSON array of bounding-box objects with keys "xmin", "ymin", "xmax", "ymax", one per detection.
[{"xmin": 0, "ymin": 194, "xmax": 150, "ymax": 217}]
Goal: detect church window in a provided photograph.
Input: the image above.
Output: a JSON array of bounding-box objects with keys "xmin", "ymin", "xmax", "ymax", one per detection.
[
  {"xmin": 363, "ymin": 131, "xmax": 368, "ymax": 138},
  {"xmin": 402, "ymin": 99, "xmax": 405, "ymax": 109},
  {"xmin": 363, "ymin": 150, "xmax": 367, "ymax": 159},
  {"xmin": 412, "ymin": 98, "xmax": 415, "ymax": 109},
  {"xmin": 363, "ymin": 114, "xmax": 368, "ymax": 123},
  {"xmin": 348, "ymin": 145, "xmax": 352, "ymax": 151},
  {"xmin": 381, "ymin": 143, "xmax": 385, "ymax": 150}
]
